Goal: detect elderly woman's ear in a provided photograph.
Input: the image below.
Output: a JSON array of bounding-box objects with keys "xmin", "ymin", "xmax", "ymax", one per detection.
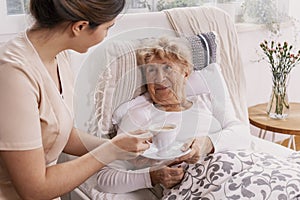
[
  {"xmin": 184, "ymin": 64, "xmax": 192, "ymax": 78},
  {"xmin": 185, "ymin": 71, "xmax": 189, "ymax": 78}
]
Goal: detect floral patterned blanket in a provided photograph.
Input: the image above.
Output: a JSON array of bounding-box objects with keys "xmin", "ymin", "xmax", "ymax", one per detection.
[{"xmin": 163, "ymin": 150, "xmax": 300, "ymax": 200}]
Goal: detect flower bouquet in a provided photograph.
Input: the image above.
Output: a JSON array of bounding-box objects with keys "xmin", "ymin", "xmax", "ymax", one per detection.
[{"xmin": 260, "ymin": 40, "xmax": 300, "ymax": 119}]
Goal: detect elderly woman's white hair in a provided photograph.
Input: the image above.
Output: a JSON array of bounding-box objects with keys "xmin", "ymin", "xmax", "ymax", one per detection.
[{"xmin": 136, "ymin": 36, "xmax": 193, "ymax": 75}]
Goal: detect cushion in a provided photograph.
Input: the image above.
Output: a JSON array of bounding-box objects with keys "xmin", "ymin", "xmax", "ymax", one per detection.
[
  {"xmin": 185, "ymin": 32, "xmax": 217, "ymax": 70},
  {"xmin": 186, "ymin": 70, "xmax": 210, "ymax": 96}
]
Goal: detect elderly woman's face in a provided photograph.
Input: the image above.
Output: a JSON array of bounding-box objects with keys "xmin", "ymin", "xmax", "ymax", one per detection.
[{"xmin": 145, "ymin": 57, "xmax": 188, "ymax": 106}]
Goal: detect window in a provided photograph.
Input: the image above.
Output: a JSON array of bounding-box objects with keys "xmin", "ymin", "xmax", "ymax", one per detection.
[
  {"xmin": 0, "ymin": 0, "xmax": 294, "ymax": 36},
  {"xmin": 0, "ymin": 0, "xmax": 28, "ymax": 35},
  {"xmin": 125, "ymin": 0, "xmax": 206, "ymax": 12},
  {"xmin": 6, "ymin": 0, "xmax": 29, "ymax": 15},
  {"xmin": 125, "ymin": 0, "xmax": 290, "ymax": 23}
]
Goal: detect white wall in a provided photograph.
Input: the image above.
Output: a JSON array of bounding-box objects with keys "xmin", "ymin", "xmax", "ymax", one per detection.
[
  {"xmin": 238, "ymin": 24, "xmax": 300, "ymax": 106},
  {"xmin": 237, "ymin": 23, "xmax": 300, "ymax": 141},
  {"xmin": 290, "ymin": 0, "xmax": 300, "ymax": 21}
]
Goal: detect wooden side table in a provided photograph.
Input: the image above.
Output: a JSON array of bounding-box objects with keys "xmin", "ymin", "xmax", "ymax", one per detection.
[{"xmin": 248, "ymin": 102, "xmax": 300, "ymax": 150}]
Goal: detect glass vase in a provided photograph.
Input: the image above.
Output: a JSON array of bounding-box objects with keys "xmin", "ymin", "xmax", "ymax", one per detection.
[{"xmin": 266, "ymin": 80, "xmax": 289, "ymax": 119}]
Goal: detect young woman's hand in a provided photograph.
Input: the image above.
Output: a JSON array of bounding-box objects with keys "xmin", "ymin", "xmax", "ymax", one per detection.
[
  {"xmin": 112, "ymin": 130, "xmax": 152, "ymax": 156},
  {"xmin": 92, "ymin": 130, "xmax": 152, "ymax": 164}
]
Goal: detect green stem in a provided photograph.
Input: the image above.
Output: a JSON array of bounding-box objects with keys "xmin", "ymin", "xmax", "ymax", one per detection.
[
  {"xmin": 267, "ymin": 89, "xmax": 275, "ymax": 114},
  {"xmin": 269, "ymin": 77, "xmax": 289, "ymax": 117},
  {"xmin": 274, "ymin": 85, "xmax": 288, "ymax": 115},
  {"xmin": 275, "ymin": 88, "xmax": 281, "ymax": 115}
]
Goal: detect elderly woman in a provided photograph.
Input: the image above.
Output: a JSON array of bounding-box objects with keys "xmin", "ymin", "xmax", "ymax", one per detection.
[{"xmin": 96, "ymin": 37, "xmax": 250, "ymax": 196}]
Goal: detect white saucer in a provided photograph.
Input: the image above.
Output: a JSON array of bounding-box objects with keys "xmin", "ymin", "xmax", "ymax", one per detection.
[{"xmin": 142, "ymin": 141, "xmax": 191, "ymax": 160}]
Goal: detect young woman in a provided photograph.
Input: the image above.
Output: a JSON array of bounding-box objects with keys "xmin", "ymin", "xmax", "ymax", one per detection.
[{"xmin": 0, "ymin": 0, "xmax": 151, "ymax": 199}]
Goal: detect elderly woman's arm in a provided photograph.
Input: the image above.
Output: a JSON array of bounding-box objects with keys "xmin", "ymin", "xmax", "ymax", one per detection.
[
  {"xmin": 179, "ymin": 114, "xmax": 250, "ymax": 164},
  {"xmin": 97, "ymin": 161, "xmax": 153, "ymax": 193},
  {"xmin": 97, "ymin": 159, "xmax": 185, "ymax": 193},
  {"xmin": 179, "ymin": 84, "xmax": 251, "ymax": 163},
  {"xmin": 207, "ymin": 83, "xmax": 252, "ymax": 152}
]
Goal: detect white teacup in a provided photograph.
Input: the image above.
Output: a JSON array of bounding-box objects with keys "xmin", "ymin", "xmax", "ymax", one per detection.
[{"xmin": 149, "ymin": 123, "xmax": 178, "ymax": 157}]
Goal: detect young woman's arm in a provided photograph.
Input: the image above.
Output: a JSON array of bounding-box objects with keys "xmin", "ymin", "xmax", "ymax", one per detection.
[
  {"xmin": 63, "ymin": 127, "xmax": 109, "ymax": 156},
  {"xmin": 0, "ymin": 133, "xmax": 150, "ymax": 200},
  {"xmin": 0, "ymin": 64, "xmax": 150, "ymax": 199}
]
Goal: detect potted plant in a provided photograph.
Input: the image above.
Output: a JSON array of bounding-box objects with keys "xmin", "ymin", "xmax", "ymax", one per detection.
[{"xmin": 259, "ymin": 40, "xmax": 300, "ymax": 119}]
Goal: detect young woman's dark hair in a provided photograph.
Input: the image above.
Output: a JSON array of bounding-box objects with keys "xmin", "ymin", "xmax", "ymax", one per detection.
[{"xmin": 30, "ymin": 0, "xmax": 125, "ymax": 29}]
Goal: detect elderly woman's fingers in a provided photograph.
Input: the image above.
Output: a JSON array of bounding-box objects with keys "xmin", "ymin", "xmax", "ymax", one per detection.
[
  {"xmin": 176, "ymin": 148, "xmax": 196, "ymax": 163},
  {"xmin": 196, "ymin": 136, "xmax": 214, "ymax": 155},
  {"xmin": 180, "ymin": 137, "xmax": 195, "ymax": 151},
  {"xmin": 166, "ymin": 159, "xmax": 184, "ymax": 167},
  {"xmin": 150, "ymin": 166, "xmax": 184, "ymax": 188},
  {"xmin": 182, "ymin": 136, "xmax": 215, "ymax": 163},
  {"xmin": 149, "ymin": 159, "xmax": 178, "ymax": 172},
  {"xmin": 163, "ymin": 167, "xmax": 185, "ymax": 189},
  {"xmin": 177, "ymin": 137, "xmax": 210, "ymax": 163},
  {"xmin": 185, "ymin": 152, "xmax": 200, "ymax": 164}
]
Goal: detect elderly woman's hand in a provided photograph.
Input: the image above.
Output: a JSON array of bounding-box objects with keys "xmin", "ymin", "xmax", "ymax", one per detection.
[
  {"xmin": 177, "ymin": 136, "xmax": 214, "ymax": 164},
  {"xmin": 149, "ymin": 161, "xmax": 185, "ymax": 189}
]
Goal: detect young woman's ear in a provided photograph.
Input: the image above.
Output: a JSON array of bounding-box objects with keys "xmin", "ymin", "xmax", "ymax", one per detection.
[{"xmin": 71, "ymin": 21, "xmax": 89, "ymax": 36}]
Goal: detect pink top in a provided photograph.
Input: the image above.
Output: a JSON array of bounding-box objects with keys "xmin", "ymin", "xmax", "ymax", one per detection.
[{"xmin": 0, "ymin": 32, "xmax": 74, "ymax": 199}]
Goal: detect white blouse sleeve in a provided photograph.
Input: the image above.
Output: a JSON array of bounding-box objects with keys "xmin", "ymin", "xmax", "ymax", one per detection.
[
  {"xmin": 96, "ymin": 161, "xmax": 153, "ymax": 193},
  {"xmin": 208, "ymin": 107, "xmax": 252, "ymax": 152},
  {"xmin": 207, "ymin": 68, "xmax": 252, "ymax": 152},
  {"xmin": 97, "ymin": 100, "xmax": 153, "ymax": 193}
]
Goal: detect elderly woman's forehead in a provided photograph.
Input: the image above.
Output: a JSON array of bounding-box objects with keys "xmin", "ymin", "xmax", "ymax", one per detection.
[{"xmin": 149, "ymin": 54, "xmax": 176, "ymax": 63}]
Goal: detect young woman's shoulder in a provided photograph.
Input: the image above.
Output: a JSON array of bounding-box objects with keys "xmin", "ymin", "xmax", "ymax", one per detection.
[
  {"xmin": 0, "ymin": 32, "xmax": 44, "ymax": 103},
  {"xmin": 1, "ymin": 32, "xmax": 31, "ymax": 63}
]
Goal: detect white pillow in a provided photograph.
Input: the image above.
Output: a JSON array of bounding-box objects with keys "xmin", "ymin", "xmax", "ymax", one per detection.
[{"xmin": 186, "ymin": 70, "xmax": 210, "ymax": 96}]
